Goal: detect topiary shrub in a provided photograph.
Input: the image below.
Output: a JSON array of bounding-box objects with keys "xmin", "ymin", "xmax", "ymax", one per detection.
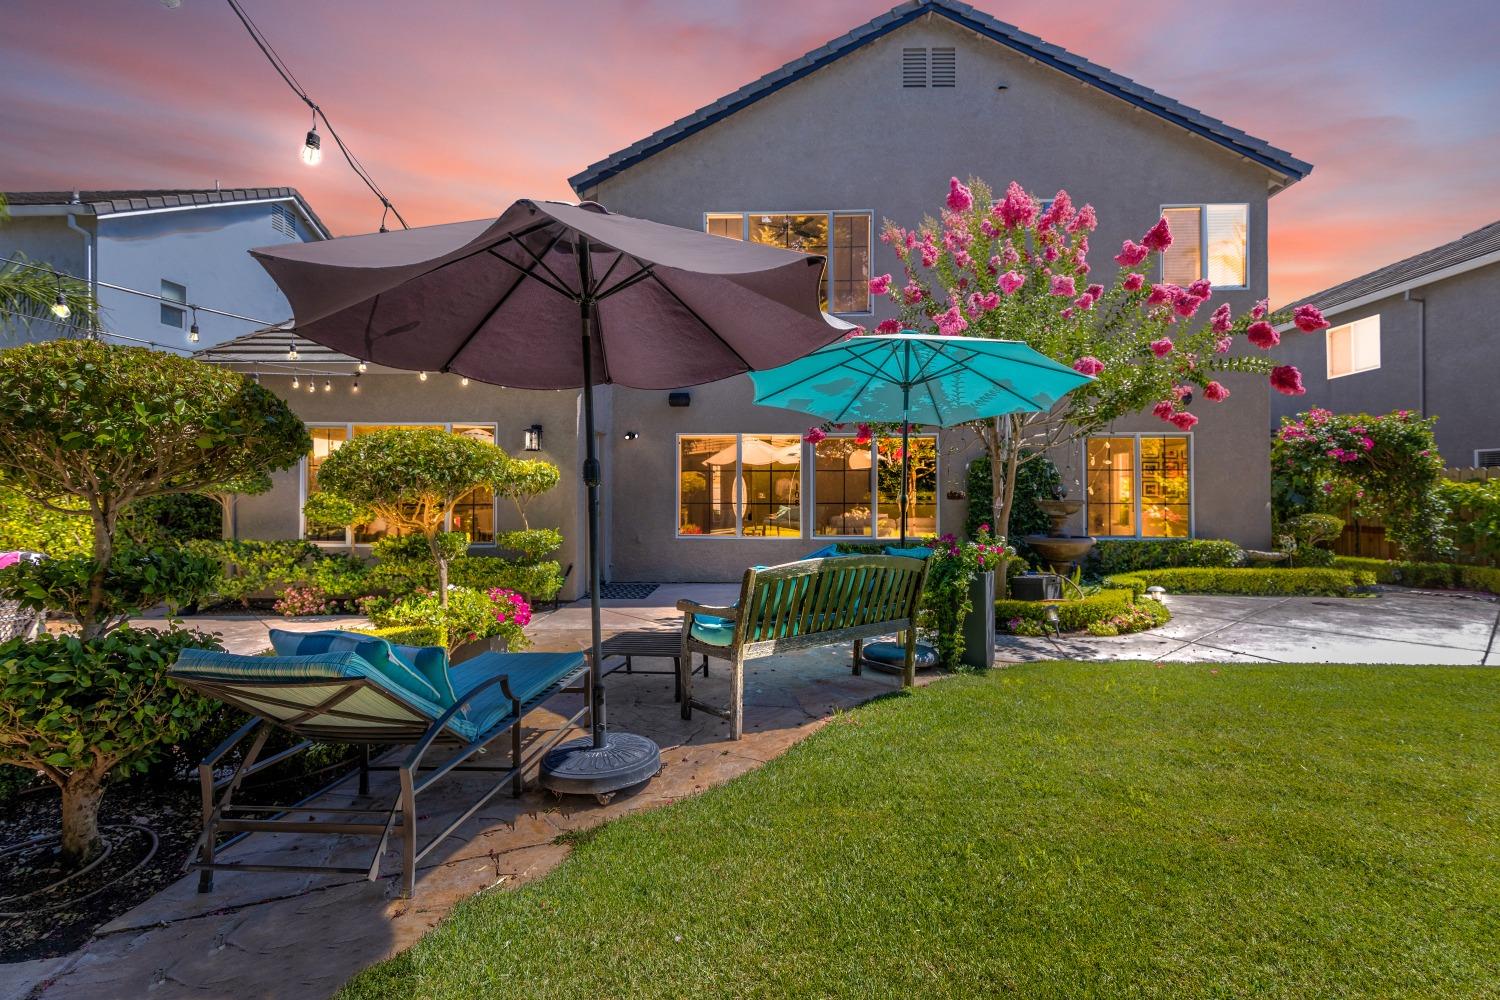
[
  {"xmin": 1090, "ymin": 538, "xmax": 1244, "ymax": 575},
  {"xmin": 495, "ymin": 529, "xmax": 563, "ymax": 565},
  {"xmin": 1105, "ymin": 566, "xmax": 1375, "ymax": 597},
  {"xmin": 995, "ymin": 587, "xmax": 1169, "ymax": 634},
  {"xmin": 118, "ymin": 493, "xmax": 223, "ymax": 548},
  {"xmin": 1281, "ymin": 513, "xmax": 1344, "ymax": 568},
  {"xmin": 449, "ymin": 556, "xmax": 564, "ymax": 602},
  {"xmin": 362, "ymin": 586, "xmax": 530, "ymax": 650},
  {"xmin": 189, "ymin": 539, "xmax": 318, "ymax": 607},
  {"xmin": 0, "ymin": 626, "xmax": 222, "ymax": 862}
]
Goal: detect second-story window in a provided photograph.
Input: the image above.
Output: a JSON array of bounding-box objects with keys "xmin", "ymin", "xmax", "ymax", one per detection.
[
  {"xmin": 160, "ymin": 279, "xmax": 187, "ymax": 328},
  {"xmin": 704, "ymin": 211, "xmax": 872, "ymax": 314},
  {"xmin": 1160, "ymin": 204, "xmax": 1248, "ymax": 289}
]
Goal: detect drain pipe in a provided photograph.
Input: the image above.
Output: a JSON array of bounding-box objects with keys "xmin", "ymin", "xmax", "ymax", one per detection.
[
  {"xmin": 1405, "ymin": 290, "xmax": 1426, "ymax": 417},
  {"xmin": 64, "ymin": 195, "xmax": 96, "ymax": 332}
]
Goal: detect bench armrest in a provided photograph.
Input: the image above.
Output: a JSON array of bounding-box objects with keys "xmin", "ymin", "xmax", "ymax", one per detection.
[{"xmin": 676, "ymin": 599, "xmax": 739, "ymax": 619}]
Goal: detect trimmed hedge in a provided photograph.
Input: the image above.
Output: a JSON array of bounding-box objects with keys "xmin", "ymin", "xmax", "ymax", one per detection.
[
  {"xmin": 355, "ymin": 624, "xmax": 444, "ymax": 648},
  {"xmin": 995, "ymin": 587, "xmax": 1170, "ymax": 634},
  {"xmin": 449, "ymin": 556, "xmax": 565, "ymax": 602},
  {"xmin": 1090, "ymin": 539, "xmax": 1244, "ymax": 574},
  {"xmin": 1105, "ymin": 566, "xmax": 1376, "ymax": 597},
  {"xmin": 1332, "ymin": 557, "xmax": 1500, "ymax": 596}
]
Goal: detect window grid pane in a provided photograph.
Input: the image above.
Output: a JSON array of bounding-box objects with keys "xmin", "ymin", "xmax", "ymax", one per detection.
[
  {"xmin": 831, "ymin": 214, "xmax": 871, "ymax": 313},
  {"xmin": 1140, "ymin": 436, "xmax": 1190, "ymax": 537},
  {"xmin": 814, "ymin": 438, "xmax": 874, "ymax": 536},
  {"xmin": 740, "ymin": 435, "xmax": 801, "ymax": 537},
  {"xmin": 1205, "ymin": 204, "xmax": 1247, "ymax": 287},
  {"xmin": 1161, "ymin": 207, "xmax": 1202, "ymax": 285},
  {"xmin": 305, "ymin": 426, "xmax": 348, "ymax": 541},
  {"xmin": 1085, "ymin": 437, "xmax": 1136, "ymax": 537},
  {"xmin": 705, "ymin": 214, "xmax": 743, "ymax": 240},
  {"xmin": 679, "ymin": 436, "xmax": 738, "ymax": 536},
  {"xmin": 875, "ymin": 435, "xmax": 937, "ymax": 538}
]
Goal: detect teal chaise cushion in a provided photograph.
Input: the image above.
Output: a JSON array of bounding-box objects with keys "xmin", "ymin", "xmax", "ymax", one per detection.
[
  {"xmin": 268, "ymin": 628, "xmax": 445, "ymax": 706},
  {"xmin": 448, "ymin": 651, "xmax": 588, "ymax": 734}
]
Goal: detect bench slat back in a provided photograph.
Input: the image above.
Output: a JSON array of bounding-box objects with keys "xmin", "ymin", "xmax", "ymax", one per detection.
[{"xmin": 741, "ymin": 555, "xmax": 926, "ymax": 643}]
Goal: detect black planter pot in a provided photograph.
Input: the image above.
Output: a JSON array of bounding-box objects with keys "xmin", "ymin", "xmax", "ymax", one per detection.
[{"xmin": 961, "ymin": 570, "xmax": 996, "ymax": 670}]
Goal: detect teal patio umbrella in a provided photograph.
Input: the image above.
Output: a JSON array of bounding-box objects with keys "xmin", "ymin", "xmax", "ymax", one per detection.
[{"xmin": 749, "ymin": 332, "xmax": 1093, "ymax": 545}]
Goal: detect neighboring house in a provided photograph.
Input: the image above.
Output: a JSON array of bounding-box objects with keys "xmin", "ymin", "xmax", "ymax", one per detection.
[
  {"xmin": 204, "ymin": 0, "xmax": 1312, "ymax": 592},
  {"xmin": 0, "ymin": 188, "xmax": 328, "ymax": 348},
  {"xmin": 1270, "ymin": 221, "xmax": 1500, "ymax": 467}
]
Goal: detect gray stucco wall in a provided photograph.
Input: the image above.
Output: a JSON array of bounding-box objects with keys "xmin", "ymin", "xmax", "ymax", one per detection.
[
  {"xmin": 1269, "ymin": 261, "xmax": 1500, "ymax": 465},
  {"xmin": 0, "ymin": 215, "xmax": 91, "ymax": 344},
  {"xmin": 583, "ymin": 12, "xmax": 1282, "ymax": 562}
]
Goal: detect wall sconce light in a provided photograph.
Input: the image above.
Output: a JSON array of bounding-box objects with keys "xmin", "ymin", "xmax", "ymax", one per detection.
[
  {"xmin": 523, "ymin": 424, "xmax": 543, "ymax": 452},
  {"xmin": 668, "ymin": 392, "xmax": 691, "ymax": 408},
  {"xmin": 623, "ymin": 431, "xmax": 639, "ymax": 441}
]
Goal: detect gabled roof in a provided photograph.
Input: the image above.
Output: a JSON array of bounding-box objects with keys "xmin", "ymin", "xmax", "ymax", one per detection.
[
  {"xmin": 569, "ymin": 0, "xmax": 1312, "ymax": 194},
  {"xmin": 193, "ymin": 321, "xmax": 358, "ymax": 365},
  {"xmin": 2, "ymin": 187, "xmax": 330, "ymax": 238},
  {"xmin": 1290, "ymin": 220, "xmax": 1500, "ymax": 319}
]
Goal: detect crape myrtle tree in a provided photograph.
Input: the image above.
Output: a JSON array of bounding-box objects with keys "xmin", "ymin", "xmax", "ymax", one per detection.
[
  {"xmin": 314, "ymin": 427, "xmax": 514, "ymax": 605},
  {"xmin": 831, "ymin": 178, "xmax": 1329, "ymax": 543},
  {"xmin": 0, "ymin": 340, "xmax": 311, "ymax": 638}
]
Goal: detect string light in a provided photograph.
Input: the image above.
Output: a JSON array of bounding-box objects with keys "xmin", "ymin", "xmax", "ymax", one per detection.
[
  {"xmin": 352, "ymin": 378, "xmax": 360, "ymax": 393},
  {"xmin": 307, "ymin": 379, "xmax": 316, "ymax": 393},
  {"xmin": 300, "ymin": 117, "xmax": 323, "ymax": 167},
  {"xmin": 460, "ymin": 376, "xmax": 469, "ymax": 387},
  {"xmin": 188, "ymin": 306, "xmax": 201, "ymax": 343},
  {"xmin": 291, "ymin": 375, "xmax": 300, "ymax": 389},
  {"xmin": 51, "ymin": 278, "xmax": 70, "ymax": 320},
  {"xmin": 418, "ymin": 371, "xmax": 428, "ymax": 382},
  {"xmin": 287, "ymin": 339, "xmax": 299, "ymax": 361},
  {"xmin": 357, "ymin": 360, "xmax": 368, "ymax": 373},
  {"xmin": 323, "ymin": 379, "xmax": 332, "ymax": 392}
]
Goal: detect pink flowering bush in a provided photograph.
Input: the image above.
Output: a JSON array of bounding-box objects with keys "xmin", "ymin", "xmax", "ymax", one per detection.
[
  {"xmin": 850, "ymin": 177, "xmax": 1325, "ymax": 539},
  {"xmin": 1272, "ymin": 408, "xmax": 1451, "ymax": 559},
  {"xmin": 273, "ymin": 584, "xmax": 330, "ymax": 617},
  {"xmin": 922, "ymin": 523, "xmax": 1015, "ymax": 670}
]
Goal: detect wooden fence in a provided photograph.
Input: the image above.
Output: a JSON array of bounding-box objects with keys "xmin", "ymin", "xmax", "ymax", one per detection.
[{"xmin": 1332, "ymin": 467, "xmax": 1495, "ymax": 564}]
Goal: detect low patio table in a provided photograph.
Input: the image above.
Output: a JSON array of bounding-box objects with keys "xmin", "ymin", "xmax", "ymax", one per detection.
[{"xmin": 600, "ymin": 630, "xmax": 707, "ymax": 703}]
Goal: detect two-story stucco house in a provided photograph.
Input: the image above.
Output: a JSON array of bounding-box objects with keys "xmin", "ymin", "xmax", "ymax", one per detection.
[
  {"xmin": 206, "ymin": 0, "xmax": 1312, "ymax": 595},
  {"xmin": 1270, "ymin": 220, "xmax": 1500, "ymax": 467},
  {"xmin": 0, "ymin": 187, "xmax": 327, "ymax": 349}
]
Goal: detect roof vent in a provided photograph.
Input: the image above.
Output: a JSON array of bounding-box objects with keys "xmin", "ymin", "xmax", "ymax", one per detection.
[
  {"xmin": 271, "ymin": 202, "xmax": 296, "ymax": 238},
  {"xmin": 902, "ymin": 47, "xmax": 927, "ymax": 88},
  {"xmin": 930, "ymin": 47, "xmax": 956, "ymax": 87},
  {"xmin": 1477, "ymin": 449, "xmax": 1500, "ymax": 469}
]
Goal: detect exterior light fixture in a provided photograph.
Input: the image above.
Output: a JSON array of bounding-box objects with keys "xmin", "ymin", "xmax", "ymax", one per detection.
[
  {"xmin": 307, "ymin": 379, "xmax": 316, "ymax": 393},
  {"xmin": 286, "ymin": 339, "xmax": 300, "ymax": 361},
  {"xmin": 1044, "ymin": 605, "xmax": 1061, "ymax": 636},
  {"xmin": 323, "ymin": 379, "xmax": 332, "ymax": 392},
  {"xmin": 188, "ymin": 306, "xmax": 200, "ymax": 343},
  {"xmin": 357, "ymin": 360, "xmax": 368, "ymax": 373},
  {"xmin": 418, "ymin": 370, "xmax": 428, "ymax": 381},
  {"xmin": 460, "ymin": 376, "xmax": 469, "ymax": 387},
  {"xmin": 300, "ymin": 126, "xmax": 323, "ymax": 166},
  {"xmin": 623, "ymin": 431, "xmax": 639, "ymax": 440},
  {"xmin": 51, "ymin": 286, "xmax": 70, "ymax": 320},
  {"xmin": 523, "ymin": 424, "xmax": 542, "ymax": 452},
  {"xmin": 1145, "ymin": 585, "xmax": 1167, "ymax": 601}
]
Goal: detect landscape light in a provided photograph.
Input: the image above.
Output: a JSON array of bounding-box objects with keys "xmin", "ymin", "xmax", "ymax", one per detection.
[{"xmin": 300, "ymin": 126, "xmax": 323, "ymax": 166}]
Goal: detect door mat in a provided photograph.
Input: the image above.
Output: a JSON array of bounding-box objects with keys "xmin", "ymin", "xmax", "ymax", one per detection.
[{"xmin": 596, "ymin": 583, "xmax": 660, "ymax": 600}]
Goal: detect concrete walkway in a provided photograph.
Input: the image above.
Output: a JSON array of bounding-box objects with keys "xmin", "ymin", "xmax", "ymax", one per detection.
[{"xmin": 997, "ymin": 588, "xmax": 1500, "ymax": 665}]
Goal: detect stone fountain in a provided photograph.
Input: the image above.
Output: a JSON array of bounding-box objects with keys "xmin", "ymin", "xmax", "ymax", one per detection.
[{"xmin": 1024, "ymin": 497, "xmax": 1096, "ymax": 574}]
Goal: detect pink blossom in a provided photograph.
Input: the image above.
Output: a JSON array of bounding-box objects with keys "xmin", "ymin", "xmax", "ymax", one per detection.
[
  {"xmin": 1146, "ymin": 283, "xmax": 1178, "ymax": 307},
  {"xmin": 1043, "ymin": 244, "xmax": 1060, "ymax": 262},
  {"xmin": 1074, "ymin": 292, "xmax": 1095, "ymax": 311},
  {"xmin": 1141, "ymin": 216, "xmax": 1173, "ymax": 252},
  {"xmin": 980, "ymin": 220, "xmax": 1000, "ymax": 238},
  {"xmin": 1068, "ymin": 204, "xmax": 1098, "ymax": 233},
  {"xmin": 804, "ymin": 427, "xmax": 827, "ymax": 444},
  {"xmin": 869, "ymin": 273, "xmax": 892, "ymax": 295},
  {"xmin": 1204, "ymin": 381, "xmax": 1230, "ymax": 401},
  {"xmin": 953, "ymin": 250, "xmax": 973, "ymax": 271},
  {"xmin": 1152, "ymin": 400, "xmax": 1177, "ymax": 421},
  {"xmin": 995, "ymin": 181, "xmax": 1037, "ymax": 228},
  {"xmin": 1187, "ymin": 278, "xmax": 1213, "ymax": 300},
  {"xmin": 1002, "ymin": 246, "xmax": 1021, "ymax": 266},
  {"xmin": 1293, "ymin": 304, "xmax": 1330, "ymax": 332},
  {"xmin": 1214, "ymin": 336, "xmax": 1233, "ymax": 354},
  {"xmin": 999, "ymin": 271, "xmax": 1026, "ymax": 295},
  {"xmin": 1050, "ymin": 274, "xmax": 1076, "ymax": 297},
  {"xmin": 1072, "ymin": 356, "xmax": 1104, "ymax": 376},
  {"xmin": 1210, "ymin": 303, "xmax": 1233, "ymax": 333},
  {"xmin": 1114, "ymin": 240, "xmax": 1149, "ymax": 267},
  {"xmin": 1149, "ymin": 338, "xmax": 1174, "ymax": 358},
  {"xmin": 1169, "ymin": 411, "xmax": 1199, "ymax": 430},
  {"xmin": 920, "ymin": 244, "xmax": 939, "ymax": 268},
  {"xmin": 1251, "ymin": 299, "xmax": 1269, "ymax": 320},
  {"xmin": 1060, "ymin": 306, "xmax": 1075, "ymax": 319},
  {"xmin": 1039, "ymin": 190, "xmax": 1075, "ymax": 231},
  {"xmin": 1173, "ymin": 293, "xmax": 1204, "ymax": 318},
  {"xmin": 1246, "ymin": 320, "xmax": 1280, "ymax": 349},
  {"xmin": 1122, "ymin": 272, "xmax": 1146, "ymax": 291},
  {"xmin": 935, "ymin": 305, "xmax": 968, "ymax": 335},
  {"xmin": 946, "ymin": 177, "xmax": 974, "ymax": 212},
  {"xmin": 1172, "ymin": 383, "xmax": 1193, "ymax": 400},
  {"xmin": 1362, "ymin": 436, "xmax": 1375, "ymax": 451},
  {"xmin": 905, "ymin": 231, "xmax": 918, "ymax": 249},
  {"xmin": 1086, "ymin": 283, "xmax": 1104, "ymax": 300},
  {"xmin": 854, "ymin": 423, "xmax": 872, "ymax": 445},
  {"xmin": 875, "ymin": 318, "xmax": 901, "ymax": 335},
  {"xmin": 903, "ymin": 282, "xmax": 925, "ymax": 305},
  {"xmin": 1270, "ymin": 365, "xmax": 1305, "ymax": 395}
]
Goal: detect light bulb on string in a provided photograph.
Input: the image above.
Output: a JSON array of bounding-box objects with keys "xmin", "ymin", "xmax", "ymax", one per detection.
[
  {"xmin": 460, "ymin": 376, "xmax": 469, "ymax": 387},
  {"xmin": 188, "ymin": 306, "xmax": 200, "ymax": 343},
  {"xmin": 287, "ymin": 339, "xmax": 300, "ymax": 361},
  {"xmin": 307, "ymin": 379, "xmax": 316, "ymax": 393},
  {"xmin": 291, "ymin": 375, "xmax": 300, "ymax": 389},
  {"xmin": 51, "ymin": 277, "xmax": 70, "ymax": 320},
  {"xmin": 300, "ymin": 117, "xmax": 323, "ymax": 166},
  {"xmin": 357, "ymin": 360, "xmax": 368, "ymax": 373},
  {"xmin": 323, "ymin": 379, "xmax": 332, "ymax": 393},
  {"xmin": 418, "ymin": 371, "xmax": 428, "ymax": 382},
  {"xmin": 352, "ymin": 379, "xmax": 360, "ymax": 393}
]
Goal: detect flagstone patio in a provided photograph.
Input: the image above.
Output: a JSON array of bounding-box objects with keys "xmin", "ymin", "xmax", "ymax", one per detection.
[{"xmin": 8, "ymin": 584, "xmax": 926, "ymax": 1000}]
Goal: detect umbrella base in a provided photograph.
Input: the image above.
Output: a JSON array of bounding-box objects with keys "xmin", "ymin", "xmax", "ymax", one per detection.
[
  {"xmin": 538, "ymin": 731, "xmax": 661, "ymax": 800},
  {"xmin": 860, "ymin": 640, "xmax": 940, "ymax": 674}
]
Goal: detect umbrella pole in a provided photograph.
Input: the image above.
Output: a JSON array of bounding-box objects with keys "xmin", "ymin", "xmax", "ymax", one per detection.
[
  {"xmin": 899, "ymin": 383, "xmax": 911, "ymax": 547},
  {"xmin": 579, "ymin": 302, "xmax": 606, "ymax": 749}
]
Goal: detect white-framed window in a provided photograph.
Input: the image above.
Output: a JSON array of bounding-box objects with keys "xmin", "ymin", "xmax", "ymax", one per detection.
[
  {"xmin": 676, "ymin": 433, "xmax": 939, "ymax": 539},
  {"xmin": 160, "ymin": 279, "xmax": 186, "ymax": 328},
  {"xmin": 1085, "ymin": 434, "xmax": 1193, "ymax": 538},
  {"xmin": 1475, "ymin": 449, "xmax": 1500, "ymax": 469},
  {"xmin": 302, "ymin": 422, "xmax": 499, "ymax": 545},
  {"xmin": 1159, "ymin": 204, "xmax": 1248, "ymax": 289},
  {"xmin": 1325, "ymin": 315, "xmax": 1381, "ymax": 378},
  {"xmin": 703, "ymin": 212, "xmax": 874, "ymax": 315}
]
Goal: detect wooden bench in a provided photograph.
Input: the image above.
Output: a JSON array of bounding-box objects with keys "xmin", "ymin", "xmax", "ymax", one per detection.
[{"xmin": 677, "ymin": 554, "xmax": 929, "ymax": 739}]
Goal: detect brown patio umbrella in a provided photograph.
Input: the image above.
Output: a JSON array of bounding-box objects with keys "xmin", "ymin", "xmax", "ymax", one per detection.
[{"xmin": 251, "ymin": 199, "xmax": 844, "ymax": 798}]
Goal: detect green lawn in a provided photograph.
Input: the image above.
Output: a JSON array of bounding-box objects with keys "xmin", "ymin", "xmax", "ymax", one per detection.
[{"xmin": 342, "ymin": 663, "xmax": 1500, "ymax": 999}]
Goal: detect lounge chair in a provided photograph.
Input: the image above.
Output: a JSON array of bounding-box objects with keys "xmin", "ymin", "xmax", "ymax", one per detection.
[
  {"xmin": 169, "ymin": 629, "xmax": 587, "ymax": 898},
  {"xmin": 678, "ymin": 554, "xmax": 928, "ymax": 739}
]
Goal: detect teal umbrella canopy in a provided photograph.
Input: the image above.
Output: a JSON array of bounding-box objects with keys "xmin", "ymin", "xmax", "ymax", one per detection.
[{"xmin": 748, "ymin": 332, "xmax": 1091, "ymax": 427}]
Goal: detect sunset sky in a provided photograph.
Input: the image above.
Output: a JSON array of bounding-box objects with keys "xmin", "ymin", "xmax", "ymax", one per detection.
[{"xmin": 3, "ymin": 0, "xmax": 1496, "ymax": 304}]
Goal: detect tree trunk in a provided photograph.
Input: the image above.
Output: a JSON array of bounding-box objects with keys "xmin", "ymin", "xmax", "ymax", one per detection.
[
  {"xmin": 59, "ymin": 769, "xmax": 107, "ymax": 865},
  {"xmin": 428, "ymin": 532, "xmax": 449, "ymax": 608},
  {"xmin": 82, "ymin": 505, "xmax": 116, "ymax": 640}
]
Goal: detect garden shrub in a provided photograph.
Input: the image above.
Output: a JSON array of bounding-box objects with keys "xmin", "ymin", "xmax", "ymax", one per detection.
[
  {"xmin": 1089, "ymin": 538, "xmax": 1244, "ymax": 575},
  {"xmin": 0, "ymin": 545, "xmax": 222, "ymax": 632},
  {"xmin": 449, "ymin": 555, "xmax": 565, "ymax": 602},
  {"xmin": 190, "ymin": 539, "xmax": 317, "ymax": 606},
  {"xmin": 1105, "ymin": 566, "xmax": 1375, "ymax": 597},
  {"xmin": 1280, "ymin": 513, "xmax": 1344, "ymax": 568},
  {"xmin": 0, "ymin": 625, "xmax": 221, "ymax": 861},
  {"xmin": 0, "ymin": 481, "xmax": 91, "ymax": 558},
  {"xmin": 964, "ymin": 451, "xmax": 1059, "ymax": 562},
  {"xmin": 1332, "ymin": 556, "xmax": 1500, "ymax": 595},
  {"xmin": 1437, "ymin": 478, "xmax": 1500, "ymax": 565},
  {"xmin": 994, "ymin": 587, "xmax": 1168, "ymax": 634},
  {"xmin": 362, "ymin": 585, "xmax": 531, "ymax": 650},
  {"xmin": 495, "ymin": 528, "xmax": 563, "ymax": 564},
  {"xmin": 355, "ymin": 624, "xmax": 444, "ymax": 648},
  {"xmin": 118, "ymin": 494, "xmax": 222, "ymax": 548}
]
